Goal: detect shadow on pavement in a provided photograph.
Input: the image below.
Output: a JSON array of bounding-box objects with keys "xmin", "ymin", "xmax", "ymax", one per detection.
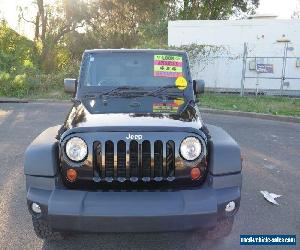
[{"xmin": 42, "ymin": 231, "xmax": 226, "ymax": 250}]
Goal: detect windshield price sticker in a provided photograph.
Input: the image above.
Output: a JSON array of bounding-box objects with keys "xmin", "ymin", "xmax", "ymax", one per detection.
[
  {"xmin": 154, "ymin": 55, "xmax": 183, "ymax": 78},
  {"xmin": 153, "ymin": 102, "xmax": 179, "ymax": 113}
]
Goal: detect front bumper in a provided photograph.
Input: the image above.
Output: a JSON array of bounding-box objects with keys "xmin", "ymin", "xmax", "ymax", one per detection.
[{"xmin": 27, "ymin": 174, "xmax": 241, "ymax": 233}]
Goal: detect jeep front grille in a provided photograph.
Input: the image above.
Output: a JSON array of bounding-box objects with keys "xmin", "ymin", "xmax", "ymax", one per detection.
[{"xmin": 92, "ymin": 140, "xmax": 175, "ymax": 182}]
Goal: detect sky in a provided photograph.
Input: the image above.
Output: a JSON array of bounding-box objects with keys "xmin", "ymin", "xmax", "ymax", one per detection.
[
  {"xmin": 0, "ymin": 0, "xmax": 56, "ymax": 38},
  {"xmin": 0, "ymin": 0, "xmax": 299, "ymax": 39},
  {"xmin": 256, "ymin": 0, "xmax": 299, "ymax": 18}
]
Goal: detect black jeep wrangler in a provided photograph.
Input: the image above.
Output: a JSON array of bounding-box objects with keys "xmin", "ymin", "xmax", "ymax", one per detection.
[{"xmin": 24, "ymin": 49, "xmax": 242, "ymax": 240}]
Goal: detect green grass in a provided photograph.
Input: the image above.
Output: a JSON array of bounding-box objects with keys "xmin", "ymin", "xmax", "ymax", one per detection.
[
  {"xmin": 26, "ymin": 89, "xmax": 71, "ymax": 100},
  {"xmin": 200, "ymin": 93, "xmax": 300, "ymax": 117},
  {"xmin": 0, "ymin": 86, "xmax": 70, "ymax": 100}
]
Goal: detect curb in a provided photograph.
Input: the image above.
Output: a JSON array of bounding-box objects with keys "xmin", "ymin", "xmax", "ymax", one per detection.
[
  {"xmin": 199, "ymin": 107, "xmax": 300, "ymax": 123},
  {"xmin": 0, "ymin": 97, "xmax": 70, "ymax": 103},
  {"xmin": 0, "ymin": 97, "xmax": 299, "ymax": 123},
  {"xmin": 0, "ymin": 98, "xmax": 29, "ymax": 103}
]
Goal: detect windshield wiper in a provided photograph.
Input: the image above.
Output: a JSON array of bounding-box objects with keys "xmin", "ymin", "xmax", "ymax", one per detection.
[
  {"xmin": 144, "ymin": 85, "xmax": 183, "ymax": 97},
  {"xmin": 101, "ymin": 86, "xmax": 139, "ymax": 96},
  {"xmin": 82, "ymin": 86, "xmax": 141, "ymax": 99},
  {"xmin": 101, "ymin": 86, "xmax": 147, "ymax": 98},
  {"xmin": 83, "ymin": 93, "xmax": 97, "ymax": 98},
  {"xmin": 83, "ymin": 85, "xmax": 183, "ymax": 99}
]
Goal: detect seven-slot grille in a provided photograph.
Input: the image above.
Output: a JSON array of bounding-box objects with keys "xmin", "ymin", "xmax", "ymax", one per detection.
[{"xmin": 92, "ymin": 140, "xmax": 175, "ymax": 182}]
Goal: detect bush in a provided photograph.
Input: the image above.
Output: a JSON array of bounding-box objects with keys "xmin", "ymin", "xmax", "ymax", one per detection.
[
  {"xmin": 0, "ymin": 71, "xmax": 10, "ymax": 95},
  {"xmin": 0, "ymin": 71, "xmax": 64, "ymax": 98},
  {"xmin": 0, "ymin": 21, "xmax": 82, "ymax": 99},
  {"xmin": 0, "ymin": 73, "xmax": 30, "ymax": 97},
  {"xmin": 11, "ymin": 74, "xmax": 28, "ymax": 96},
  {"xmin": 0, "ymin": 60, "xmax": 80, "ymax": 99},
  {"xmin": 0, "ymin": 71, "xmax": 10, "ymax": 82}
]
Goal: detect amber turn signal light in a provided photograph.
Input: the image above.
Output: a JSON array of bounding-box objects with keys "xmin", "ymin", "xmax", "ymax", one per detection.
[
  {"xmin": 190, "ymin": 167, "xmax": 201, "ymax": 180},
  {"xmin": 66, "ymin": 168, "xmax": 77, "ymax": 182}
]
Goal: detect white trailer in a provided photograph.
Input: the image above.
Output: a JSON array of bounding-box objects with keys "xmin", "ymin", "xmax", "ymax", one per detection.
[{"xmin": 168, "ymin": 17, "xmax": 300, "ymax": 95}]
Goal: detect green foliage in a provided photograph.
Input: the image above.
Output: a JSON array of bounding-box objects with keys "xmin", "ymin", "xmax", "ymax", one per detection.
[
  {"xmin": 0, "ymin": 0, "xmax": 261, "ymax": 99},
  {"xmin": 179, "ymin": 0, "xmax": 259, "ymax": 20},
  {"xmin": 0, "ymin": 21, "xmax": 37, "ymax": 73},
  {"xmin": 15, "ymin": 0, "xmax": 260, "ymax": 70},
  {"xmin": 0, "ymin": 72, "xmax": 10, "ymax": 82},
  {"xmin": 0, "ymin": 17, "xmax": 80, "ymax": 98},
  {"xmin": 0, "ymin": 59, "xmax": 79, "ymax": 98},
  {"xmin": 0, "ymin": 21, "xmax": 39, "ymax": 97},
  {"xmin": 0, "ymin": 73, "xmax": 29, "ymax": 97},
  {"xmin": 83, "ymin": 0, "xmax": 165, "ymax": 49}
]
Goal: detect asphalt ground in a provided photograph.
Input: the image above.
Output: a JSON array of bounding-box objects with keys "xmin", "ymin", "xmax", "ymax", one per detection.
[{"xmin": 0, "ymin": 102, "xmax": 299, "ymax": 250}]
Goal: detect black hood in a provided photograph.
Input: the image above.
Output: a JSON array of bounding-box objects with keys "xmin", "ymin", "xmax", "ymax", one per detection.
[{"xmin": 59, "ymin": 97, "xmax": 203, "ymax": 138}]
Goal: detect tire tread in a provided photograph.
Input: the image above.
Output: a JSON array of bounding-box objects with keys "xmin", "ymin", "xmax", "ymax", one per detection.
[{"xmin": 32, "ymin": 217, "xmax": 63, "ymax": 241}]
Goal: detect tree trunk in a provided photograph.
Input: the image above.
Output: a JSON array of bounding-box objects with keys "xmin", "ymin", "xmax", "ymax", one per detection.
[
  {"xmin": 36, "ymin": 0, "xmax": 52, "ymax": 72},
  {"xmin": 34, "ymin": 13, "xmax": 40, "ymax": 40},
  {"xmin": 183, "ymin": 0, "xmax": 189, "ymax": 19},
  {"xmin": 37, "ymin": 0, "xmax": 46, "ymax": 42}
]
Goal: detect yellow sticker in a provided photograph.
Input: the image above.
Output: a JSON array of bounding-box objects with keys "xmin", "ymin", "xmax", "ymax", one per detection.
[
  {"xmin": 174, "ymin": 98, "xmax": 185, "ymax": 106},
  {"xmin": 175, "ymin": 76, "xmax": 187, "ymax": 90}
]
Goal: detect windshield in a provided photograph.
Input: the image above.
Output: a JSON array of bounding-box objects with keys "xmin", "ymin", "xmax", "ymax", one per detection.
[{"xmin": 81, "ymin": 52, "xmax": 187, "ymax": 87}]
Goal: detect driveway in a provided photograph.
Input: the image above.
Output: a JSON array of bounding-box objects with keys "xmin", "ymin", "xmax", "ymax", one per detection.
[{"xmin": 0, "ymin": 102, "xmax": 299, "ymax": 250}]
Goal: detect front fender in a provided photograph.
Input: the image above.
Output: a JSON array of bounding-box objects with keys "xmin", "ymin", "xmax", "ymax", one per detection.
[
  {"xmin": 24, "ymin": 125, "xmax": 61, "ymax": 177},
  {"xmin": 207, "ymin": 125, "xmax": 242, "ymax": 175}
]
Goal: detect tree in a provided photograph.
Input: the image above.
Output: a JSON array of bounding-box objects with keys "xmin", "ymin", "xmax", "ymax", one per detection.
[
  {"xmin": 179, "ymin": 0, "xmax": 259, "ymax": 20},
  {"xmin": 85, "ymin": 0, "xmax": 174, "ymax": 48},
  {"xmin": 19, "ymin": 0, "xmax": 88, "ymax": 72},
  {"xmin": 0, "ymin": 20, "xmax": 38, "ymax": 96},
  {"xmin": 16, "ymin": 0, "xmax": 261, "ymax": 72},
  {"xmin": 291, "ymin": 0, "xmax": 300, "ymax": 18},
  {"xmin": 138, "ymin": 0, "xmax": 179, "ymax": 47},
  {"xmin": 0, "ymin": 20, "xmax": 36, "ymax": 74}
]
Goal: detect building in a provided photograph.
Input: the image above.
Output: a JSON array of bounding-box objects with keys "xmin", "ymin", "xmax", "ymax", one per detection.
[{"xmin": 168, "ymin": 16, "xmax": 300, "ymax": 95}]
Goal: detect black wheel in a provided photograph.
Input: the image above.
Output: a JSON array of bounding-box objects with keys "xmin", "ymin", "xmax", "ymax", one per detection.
[
  {"xmin": 32, "ymin": 216, "xmax": 64, "ymax": 241},
  {"xmin": 204, "ymin": 217, "xmax": 234, "ymax": 240}
]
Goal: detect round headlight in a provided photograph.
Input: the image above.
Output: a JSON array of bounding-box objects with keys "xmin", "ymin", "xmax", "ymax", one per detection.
[
  {"xmin": 180, "ymin": 137, "xmax": 202, "ymax": 161},
  {"xmin": 65, "ymin": 137, "xmax": 88, "ymax": 162}
]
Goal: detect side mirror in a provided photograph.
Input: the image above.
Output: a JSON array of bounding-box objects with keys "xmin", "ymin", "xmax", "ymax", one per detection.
[
  {"xmin": 64, "ymin": 78, "xmax": 77, "ymax": 94},
  {"xmin": 193, "ymin": 79, "xmax": 205, "ymax": 95}
]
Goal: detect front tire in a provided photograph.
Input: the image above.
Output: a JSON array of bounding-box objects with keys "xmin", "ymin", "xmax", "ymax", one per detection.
[{"xmin": 32, "ymin": 217, "xmax": 64, "ymax": 241}]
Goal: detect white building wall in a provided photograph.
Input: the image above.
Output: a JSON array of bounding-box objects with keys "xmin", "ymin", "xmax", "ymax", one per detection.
[{"xmin": 168, "ymin": 19, "xmax": 300, "ymax": 92}]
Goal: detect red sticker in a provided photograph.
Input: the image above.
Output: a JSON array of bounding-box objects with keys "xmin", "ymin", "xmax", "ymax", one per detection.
[{"xmin": 153, "ymin": 102, "xmax": 179, "ymax": 113}]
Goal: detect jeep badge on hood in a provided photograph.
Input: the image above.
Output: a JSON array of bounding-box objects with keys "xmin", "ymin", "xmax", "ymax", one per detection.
[{"xmin": 126, "ymin": 133, "xmax": 143, "ymax": 140}]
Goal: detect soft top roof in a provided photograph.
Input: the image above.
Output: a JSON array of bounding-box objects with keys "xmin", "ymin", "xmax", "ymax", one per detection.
[{"xmin": 84, "ymin": 48, "xmax": 187, "ymax": 55}]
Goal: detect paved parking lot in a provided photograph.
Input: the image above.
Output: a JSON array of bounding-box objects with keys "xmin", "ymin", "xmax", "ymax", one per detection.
[{"xmin": 0, "ymin": 102, "xmax": 299, "ymax": 250}]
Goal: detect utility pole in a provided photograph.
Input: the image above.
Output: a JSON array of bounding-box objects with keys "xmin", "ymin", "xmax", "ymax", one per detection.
[
  {"xmin": 240, "ymin": 43, "xmax": 247, "ymax": 97},
  {"xmin": 277, "ymin": 37, "xmax": 291, "ymax": 96}
]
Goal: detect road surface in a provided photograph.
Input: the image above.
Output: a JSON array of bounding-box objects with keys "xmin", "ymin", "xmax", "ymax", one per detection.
[{"xmin": 0, "ymin": 102, "xmax": 299, "ymax": 250}]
